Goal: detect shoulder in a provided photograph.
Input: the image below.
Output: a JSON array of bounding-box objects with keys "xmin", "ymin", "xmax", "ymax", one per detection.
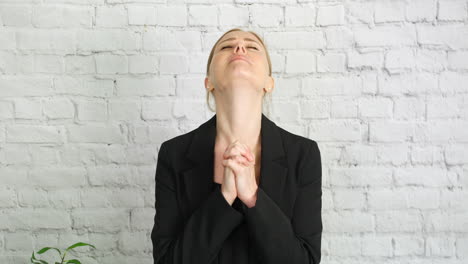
[
  {"xmin": 274, "ymin": 125, "xmax": 321, "ymax": 185},
  {"xmin": 157, "ymin": 127, "xmax": 197, "ymax": 165},
  {"xmin": 275, "ymin": 125, "xmax": 320, "ymax": 159}
]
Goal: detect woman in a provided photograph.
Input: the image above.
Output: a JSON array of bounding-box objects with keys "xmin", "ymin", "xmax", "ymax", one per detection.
[{"xmin": 151, "ymin": 28, "xmax": 322, "ymax": 264}]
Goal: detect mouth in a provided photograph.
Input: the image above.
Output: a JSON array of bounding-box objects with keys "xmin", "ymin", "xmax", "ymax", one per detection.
[{"xmin": 230, "ymin": 56, "xmax": 250, "ymax": 64}]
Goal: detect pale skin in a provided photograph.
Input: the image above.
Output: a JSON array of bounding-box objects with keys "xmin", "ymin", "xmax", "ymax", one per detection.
[{"xmin": 204, "ymin": 31, "xmax": 275, "ymax": 208}]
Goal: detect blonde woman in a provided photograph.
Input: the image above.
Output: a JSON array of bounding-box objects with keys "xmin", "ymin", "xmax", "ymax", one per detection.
[{"xmin": 151, "ymin": 28, "xmax": 322, "ymax": 264}]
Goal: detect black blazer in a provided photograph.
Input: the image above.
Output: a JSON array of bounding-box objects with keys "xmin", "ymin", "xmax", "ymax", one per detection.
[{"xmin": 151, "ymin": 113, "xmax": 322, "ymax": 264}]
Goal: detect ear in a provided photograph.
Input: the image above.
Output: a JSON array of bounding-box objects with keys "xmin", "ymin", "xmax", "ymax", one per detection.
[
  {"xmin": 205, "ymin": 77, "xmax": 212, "ymax": 92},
  {"xmin": 265, "ymin": 76, "xmax": 274, "ymax": 92}
]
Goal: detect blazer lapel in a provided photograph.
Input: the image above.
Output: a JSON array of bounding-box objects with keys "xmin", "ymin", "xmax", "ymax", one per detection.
[{"xmin": 182, "ymin": 113, "xmax": 288, "ymax": 212}]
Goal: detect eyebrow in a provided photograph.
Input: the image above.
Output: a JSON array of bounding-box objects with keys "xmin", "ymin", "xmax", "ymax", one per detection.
[{"xmin": 218, "ymin": 37, "xmax": 261, "ymax": 46}]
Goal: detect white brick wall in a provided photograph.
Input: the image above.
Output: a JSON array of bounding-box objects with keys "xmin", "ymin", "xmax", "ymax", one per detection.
[{"xmin": 0, "ymin": 1, "xmax": 467, "ymax": 264}]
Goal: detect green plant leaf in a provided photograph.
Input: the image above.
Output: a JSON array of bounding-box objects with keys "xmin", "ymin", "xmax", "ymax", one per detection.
[
  {"xmin": 31, "ymin": 251, "xmax": 49, "ymax": 264},
  {"xmin": 65, "ymin": 259, "xmax": 81, "ymax": 264},
  {"xmin": 37, "ymin": 247, "xmax": 62, "ymax": 256},
  {"xmin": 66, "ymin": 242, "xmax": 96, "ymax": 251}
]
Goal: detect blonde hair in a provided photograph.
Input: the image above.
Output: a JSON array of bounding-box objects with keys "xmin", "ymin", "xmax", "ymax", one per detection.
[{"xmin": 205, "ymin": 28, "xmax": 273, "ymax": 115}]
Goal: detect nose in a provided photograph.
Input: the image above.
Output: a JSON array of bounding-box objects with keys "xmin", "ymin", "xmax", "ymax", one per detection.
[{"xmin": 234, "ymin": 42, "xmax": 246, "ymax": 54}]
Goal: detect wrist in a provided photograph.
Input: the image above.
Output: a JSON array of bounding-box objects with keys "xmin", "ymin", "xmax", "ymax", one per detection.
[{"xmin": 221, "ymin": 190, "xmax": 236, "ymax": 205}]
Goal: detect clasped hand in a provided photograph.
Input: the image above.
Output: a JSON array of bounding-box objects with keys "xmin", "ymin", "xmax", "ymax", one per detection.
[{"xmin": 221, "ymin": 139, "xmax": 258, "ymax": 208}]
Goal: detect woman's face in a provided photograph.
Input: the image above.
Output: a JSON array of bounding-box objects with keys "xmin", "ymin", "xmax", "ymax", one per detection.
[{"xmin": 206, "ymin": 31, "xmax": 272, "ymax": 96}]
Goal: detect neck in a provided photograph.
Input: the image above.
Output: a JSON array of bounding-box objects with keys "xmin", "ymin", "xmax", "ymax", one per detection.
[{"xmin": 214, "ymin": 101, "xmax": 262, "ymax": 157}]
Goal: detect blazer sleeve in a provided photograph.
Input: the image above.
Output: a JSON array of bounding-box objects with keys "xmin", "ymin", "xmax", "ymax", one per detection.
[
  {"xmin": 243, "ymin": 140, "xmax": 322, "ymax": 264},
  {"xmin": 151, "ymin": 142, "xmax": 244, "ymax": 264}
]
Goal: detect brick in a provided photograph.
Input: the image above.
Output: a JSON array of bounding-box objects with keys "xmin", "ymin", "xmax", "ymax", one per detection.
[
  {"xmin": 118, "ymin": 230, "xmax": 149, "ymax": 254},
  {"xmin": 317, "ymin": 52, "xmax": 346, "ymax": 73},
  {"xmin": 406, "ymin": 0, "xmax": 437, "ymax": 22},
  {"xmin": 377, "ymin": 144, "xmax": 411, "ymax": 165},
  {"xmin": 411, "ymin": 145, "xmax": 444, "ymax": 164},
  {"xmin": 76, "ymin": 98, "xmax": 107, "ymax": 121},
  {"xmin": 303, "ymin": 76, "xmax": 361, "ymax": 96},
  {"xmin": 250, "ymin": 5, "xmax": 283, "ymax": 27},
  {"xmin": 370, "ymin": 120, "xmax": 413, "ymax": 142},
  {"xmin": 346, "ymin": 1, "xmax": 373, "ymax": 24},
  {"xmin": 65, "ymin": 55, "xmax": 95, "ymax": 74},
  {"xmin": 427, "ymin": 97, "xmax": 464, "ymax": 118},
  {"xmin": 301, "ymin": 99, "xmax": 329, "ymax": 119},
  {"xmin": 0, "ymin": 209, "xmax": 70, "ymax": 231},
  {"xmin": 440, "ymin": 189, "xmax": 468, "ymax": 210},
  {"xmin": 348, "ymin": 50, "xmax": 383, "ymax": 69},
  {"xmin": 96, "ymin": 5, "xmax": 127, "ymax": 27},
  {"xmin": 309, "ymin": 120, "xmax": 361, "ymax": 142},
  {"xmin": 394, "ymin": 235, "xmax": 425, "ymax": 256},
  {"xmin": 376, "ymin": 210, "xmax": 423, "ymax": 232},
  {"xmin": 219, "ymin": 6, "xmax": 249, "ymax": 26},
  {"xmin": 285, "ymin": 6, "xmax": 315, "ymax": 27},
  {"xmin": 407, "ymin": 188, "xmax": 440, "ymax": 209},
  {"xmin": 316, "ymin": 5, "xmax": 345, "ymax": 26},
  {"xmin": 0, "ymin": 186, "xmax": 16, "ymax": 208},
  {"xmin": 438, "ymin": 0, "xmax": 467, "ymax": 21},
  {"xmin": 446, "ymin": 141, "xmax": 468, "ymax": 168},
  {"xmin": 0, "ymin": 30, "xmax": 15, "ymax": 50},
  {"xmin": 418, "ymin": 24, "xmax": 468, "ymax": 49},
  {"xmin": 395, "ymin": 166, "xmax": 451, "ymax": 187},
  {"xmin": 457, "ymin": 237, "xmax": 468, "ymax": 258},
  {"xmin": 155, "ymin": 6, "xmax": 186, "ymax": 26},
  {"xmin": 361, "ymin": 235, "xmax": 392, "ymax": 257},
  {"xmin": 368, "ymin": 188, "xmax": 407, "ymax": 210},
  {"xmin": 72, "ymin": 208, "xmax": 128, "ymax": 232},
  {"xmin": 128, "ymin": 5, "xmax": 156, "ymax": 25},
  {"xmin": 355, "ymin": 25, "xmax": 416, "ymax": 47},
  {"xmin": 55, "ymin": 77, "xmax": 113, "ymax": 97},
  {"xmin": 264, "ymin": 31, "xmax": 326, "ymax": 50},
  {"xmin": 328, "ymin": 235, "xmax": 362, "ymax": 256},
  {"xmin": 5, "ymin": 232, "xmax": 33, "ymax": 251},
  {"xmin": 43, "ymin": 98, "xmax": 74, "ymax": 119},
  {"xmin": 285, "ymin": 51, "xmax": 315, "ymax": 73},
  {"xmin": 426, "ymin": 236, "xmax": 456, "ymax": 257},
  {"xmin": 67, "ymin": 124, "xmax": 126, "ymax": 143},
  {"xmin": 16, "ymin": 29, "xmax": 76, "ymax": 53},
  {"xmin": 374, "ymin": 0, "xmax": 405, "ymax": 23},
  {"xmin": 116, "ymin": 77, "xmax": 174, "ymax": 96},
  {"xmin": 448, "ymin": 51, "xmax": 468, "ymax": 70},
  {"xmin": 330, "ymin": 98, "xmax": 358, "ymax": 118},
  {"xmin": 6, "ymin": 125, "xmax": 62, "ymax": 143},
  {"xmin": 128, "ymin": 54, "xmax": 158, "ymax": 74},
  {"xmin": 0, "ymin": 76, "xmax": 53, "ymax": 97},
  {"xmin": 333, "ymin": 188, "xmax": 365, "ymax": 209},
  {"xmin": 324, "ymin": 211, "xmax": 374, "ymax": 233},
  {"xmin": 173, "ymin": 99, "xmax": 206, "ymax": 122},
  {"xmin": 109, "ymin": 99, "xmax": 140, "ymax": 121},
  {"xmin": 426, "ymin": 211, "xmax": 468, "ymax": 232},
  {"xmin": 358, "ymin": 97, "xmax": 392, "ymax": 118},
  {"xmin": 78, "ymin": 29, "xmax": 140, "ymax": 52},
  {"xmin": 142, "ymin": 98, "xmax": 173, "ymax": 121},
  {"xmin": 17, "ymin": 188, "xmax": 48, "ymax": 207},
  {"xmin": 329, "ymin": 167, "xmax": 392, "ymax": 187},
  {"xmin": 130, "ymin": 208, "xmax": 154, "ymax": 230},
  {"xmin": 325, "ymin": 27, "xmax": 354, "ymax": 49},
  {"xmin": 95, "ymin": 54, "xmax": 128, "ymax": 74},
  {"xmin": 32, "ymin": 5, "xmax": 93, "ymax": 27},
  {"xmin": 88, "ymin": 165, "xmax": 133, "ymax": 187},
  {"xmin": 29, "ymin": 167, "xmax": 87, "ymax": 187},
  {"xmin": 0, "ymin": 5, "xmax": 32, "ymax": 26},
  {"xmin": 440, "ymin": 72, "xmax": 468, "ymax": 94},
  {"xmin": 385, "ymin": 48, "xmax": 415, "ymax": 73},
  {"xmin": 0, "ymin": 100, "xmax": 14, "ymax": 119}
]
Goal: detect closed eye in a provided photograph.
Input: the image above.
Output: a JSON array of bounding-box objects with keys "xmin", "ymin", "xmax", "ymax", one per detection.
[{"xmin": 221, "ymin": 46, "xmax": 259, "ymax": 50}]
